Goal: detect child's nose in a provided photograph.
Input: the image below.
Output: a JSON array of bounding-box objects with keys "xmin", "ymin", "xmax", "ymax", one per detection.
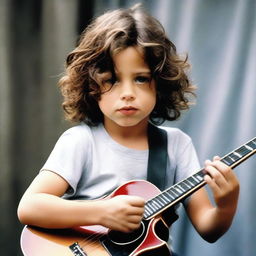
[{"xmin": 120, "ymin": 82, "xmax": 136, "ymax": 101}]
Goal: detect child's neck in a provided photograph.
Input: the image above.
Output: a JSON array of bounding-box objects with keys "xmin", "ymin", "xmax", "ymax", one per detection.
[{"xmin": 103, "ymin": 120, "xmax": 149, "ymax": 150}]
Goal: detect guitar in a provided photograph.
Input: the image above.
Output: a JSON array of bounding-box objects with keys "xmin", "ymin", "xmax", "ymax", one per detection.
[{"xmin": 20, "ymin": 137, "xmax": 256, "ymax": 256}]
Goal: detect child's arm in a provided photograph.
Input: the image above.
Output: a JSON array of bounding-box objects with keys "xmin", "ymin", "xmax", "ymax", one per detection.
[
  {"xmin": 185, "ymin": 156, "xmax": 240, "ymax": 243},
  {"xmin": 17, "ymin": 170, "xmax": 145, "ymax": 233}
]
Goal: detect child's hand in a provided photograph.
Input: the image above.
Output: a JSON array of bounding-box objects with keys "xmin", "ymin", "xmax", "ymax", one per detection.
[
  {"xmin": 99, "ymin": 195, "xmax": 145, "ymax": 233},
  {"xmin": 204, "ymin": 156, "xmax": 240, "ymax": 214}
]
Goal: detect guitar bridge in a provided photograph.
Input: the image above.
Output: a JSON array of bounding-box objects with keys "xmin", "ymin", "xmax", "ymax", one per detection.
[{"xmin": 69, "ymin": 242, "xmax": 87, "ymax": 256}]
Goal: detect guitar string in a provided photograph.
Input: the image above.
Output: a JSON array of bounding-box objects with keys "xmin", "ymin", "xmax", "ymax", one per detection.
[
  {"xmin": 81, "ymin": 235, "xmax": 107, "ymax": 255},
  {"xmin": 75, "ymin": 221, "xmax": 149, "ymax": 254},
  {"xmin": 74, "ymin": 224, "xmax": 142, "ymax": 254},
  {"xmin": 82, "ymin": 229, "xmax": 120, "ymax": 255},
  {"xmin": 75, "ymin": 226, "xmax": 108, "ymax": 252},
  {"xmin": 79, "ymin": 226, "xmax": 106, "ymax": 245}
]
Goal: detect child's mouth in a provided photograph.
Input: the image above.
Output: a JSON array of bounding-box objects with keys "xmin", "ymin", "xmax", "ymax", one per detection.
[{"xmin": 118, "ymin": 106, "xmax": 138, "ymax": 115}]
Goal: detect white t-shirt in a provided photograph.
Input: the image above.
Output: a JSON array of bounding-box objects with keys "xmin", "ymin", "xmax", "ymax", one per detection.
[{"xmin": 41, "ymin": 123, "xmax": 200, "ymax": 202}]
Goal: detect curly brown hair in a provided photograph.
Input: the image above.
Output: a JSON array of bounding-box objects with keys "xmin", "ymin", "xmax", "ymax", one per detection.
[{"xmin": 58, "ymin": 4, "xmax": 196, "ymax": 126}]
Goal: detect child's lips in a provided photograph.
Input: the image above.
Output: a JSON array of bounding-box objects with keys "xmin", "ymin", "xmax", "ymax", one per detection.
[{"xmin": 118, "ymin": 106, "xmax": 138, "ymax": 115}]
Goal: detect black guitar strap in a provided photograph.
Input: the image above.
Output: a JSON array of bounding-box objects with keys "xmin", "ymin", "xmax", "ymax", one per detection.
[
  {"xmin": 147, "ymin": 123, "xmax": 167, "ymax": 190},
  {"xmin": 147, "ymin": 123, "xmax": 179, "ymax": 227}
]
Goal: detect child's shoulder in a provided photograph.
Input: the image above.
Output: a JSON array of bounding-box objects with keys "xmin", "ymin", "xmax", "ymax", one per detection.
[
  {"xmin": 63, "ymin": 122, "xmax": 91, "ymax": 135},
  {"xmin": 57, "ymin": 123, "xmax": 94, "ymax": 146},
  {"xmin": 159, "ymin": 126, "xmax": 197, "ymax": 166},
  {"xmin": 159, "ymin": 125, "xmax": 193, "ymax": 147},
  {"xmin": 160, "ymin": 125, "xmax": 191, "ymax": 139}
]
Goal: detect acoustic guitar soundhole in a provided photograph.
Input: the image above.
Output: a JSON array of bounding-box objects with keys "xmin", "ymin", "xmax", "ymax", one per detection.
[{"xmin": 108, "ymin": 221, "xmax": 145, "ymax": 245}]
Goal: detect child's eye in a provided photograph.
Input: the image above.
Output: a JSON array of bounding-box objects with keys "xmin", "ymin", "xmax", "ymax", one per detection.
[
  {"xmin": 135, "ymin": 76, "xmax": 151, "ymax": 84},
  {"xmin": 101, "ymin": 77, "xmax": 118, "ymax": 92},
  {"xmin": 103, "ymin": 78, "xmax": 116, "ymax": 85},
  {"xmin": 102, "ymin": 77, "xmax": 119, "ymax": 89}
]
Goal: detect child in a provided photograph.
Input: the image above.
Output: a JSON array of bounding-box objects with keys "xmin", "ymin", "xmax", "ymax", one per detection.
[{"xmin": 18, "ymin": 4, "xmax": 239, "ymax": 255}]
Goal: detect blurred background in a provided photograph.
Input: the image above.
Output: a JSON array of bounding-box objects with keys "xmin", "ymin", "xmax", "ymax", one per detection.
[{"xmin": 0, "ymin": 0, "xmax": 255, "ymax": 255}]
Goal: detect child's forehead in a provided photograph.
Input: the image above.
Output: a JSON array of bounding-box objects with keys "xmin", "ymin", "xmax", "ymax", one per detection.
[
  {"xmin": 112, "ymin": 46, "xmax": 144, "ymax": 57},
  {"xmin": 96, "ymin": 47, "xmax": 151, "ymax": 77},
  {"xmin": 111, "ymin": 46, "xmax": 148, "ymax": 67},
  {"xmin": 110, "ymin": 46, "xmax": 146, "ymax": 65}
]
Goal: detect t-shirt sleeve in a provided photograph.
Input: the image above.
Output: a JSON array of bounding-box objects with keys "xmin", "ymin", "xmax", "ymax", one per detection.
[
  {"xmin": 41, "ymin": 126, "xmax": 91, "ymax": 196},
  {"xmin": 175, "ymin": 138, "xmax": 200, "ymax": 183}
]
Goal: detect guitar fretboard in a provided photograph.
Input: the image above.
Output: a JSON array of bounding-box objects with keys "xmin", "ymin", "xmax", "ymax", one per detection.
[{"xmin": 144, "ymin": 137, "xmax": 256, "ymax": 219}]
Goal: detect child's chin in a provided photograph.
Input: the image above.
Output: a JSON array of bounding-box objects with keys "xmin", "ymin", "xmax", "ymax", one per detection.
[{"xmin": 116, "ymin": 119, "xmax": 148, "ymax": 128}]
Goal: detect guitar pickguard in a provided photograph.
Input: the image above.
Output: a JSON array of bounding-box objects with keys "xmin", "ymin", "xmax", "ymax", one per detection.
[
  {"xmin": 101, "ymin": 218, "xmax": 170, "ymax": 256},
  {"xmin": 101, "ymin": 220, "xmax": 149, "ymax": 255}
]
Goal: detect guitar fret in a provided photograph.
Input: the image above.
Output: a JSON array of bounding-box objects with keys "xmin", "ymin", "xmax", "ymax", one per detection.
[
  {"xmin": 186, "ymin": 179, "xmax": 195, "ymax": 187},
  {"xmin": 183, "ymin": 180, "xmax": 192, "ymax": 188},
  {"xmin": 145, "ymin": 207, "xmax": 151, "ymax": 214},
  {"xmin": 147, "ymin": 204, "xmax": 155, "ymax": 212},
  {"xmin": 166, "ymin": 190, "xmax": 176, "ymax": 200},
  {"xmin": 228, "ymin": 152, "xmax": 240, "ymax": 161},
  {"xmin": 144, "ymin": 206, "xmax": 154, "ymax": 218},
  {"xmin": 145, "ymin": 203, "xmax": 154, "ymax": 211},
  {"xmin": 195, "ymin": 173, "xmax": 204, "ymax": 181},
  {"xmin": 174, "ymin": 187, "xmax": 183, "ymax": 195},
  {"xmin": 245, "ymin": 144, "xmax": 253, "ymax": 151},
  {"xmin": 145, "ymin": 206, "xmax": 154, "ymax": 216},
  {"xmin": 159, "ymin": 195, "xmax": 168, "ymax": 204},
  {"xmin": 162, "ymin": 192, "xmax": 171, "ymax": 202},
  {"xmin": 247, "ymin": 140, "xmax": 256, "ymax": 149},
  {"xmin": 147, "ymin": 201, "xmax": 158, "ymax": 211},
  {"xmin": 233, "ymin": 151, "xmax": 242, "ymax": 158},
  {"xmin": 170, "ymin": 189, "xmax": 179, "ymax": 197},
  {"xmin": 179, "ymin": 182, "xmax": 190, "ymax": 191},
  {"xmin": 162, "ymin": 191, "xmax": 171, "ymax": 200},
  {"xmin": 179, "ymin": 182, "xmax": 189, "ymax": 189},
  {"xmin": 236, "ymin": 146, "xmax": 251, "ymax": 156},
  {"xmin": 188, "ymin": 176, "xmax": 198, "ymax": 185},
  {"xmin": 177, "ymin": 184, "xmax": 186, "ymax": 192},
  {"xmin": 222, "ymin": 157, "xmax": 231, "ymax": 165},
  {"xmin": 144, "ymin": 204, "xmax": 156, "ymax": 218},
  {"xmin": 151, "ymin": 200, "xmax": 161, "ymax": 209},
  {"xmin": 192, "ymin": 175, "xmax": 200, "ymax": 183},
  {"xmin": 144, "ymin": 207, "xmax": 152, "ymax": 215},
  {"xmin": 173, "ymin": 186, "xmax": 182, "ymax": 194},
  {"xmin": 197, "ymin": 170, "xmax": 205, "ymax": 178},
  {"xmin": 156, "ymin": 197, "xmax": 166, "ymax": 206},
  {"xmin": 187, "ymin": 177, "xmax": 195, "ymax": 186},
  {"xmin": 228, "ymin": 155, "xmax": 235, "ymax": 161},
  {"xmin": 155, "ymin": 201, "xmax": 164, "ymax": 207}
]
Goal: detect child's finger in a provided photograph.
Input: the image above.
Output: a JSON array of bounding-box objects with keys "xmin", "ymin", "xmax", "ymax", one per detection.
[
  {"xmin": 204, "ymin": 173, "xmax": 221, "ymax": 193},
  {"xmin": 209, "ymin": 159, "xmax": 235, "ymax": 183},
  {"xmin": 128, "ymin": 196, "xmax": 145, "ymax": 207},
  {"xmin": 204, "ymin": 159, "xmax": 230, "ymax": 188},
  {"xmin": 213, "ymin": 155, "xmax": 221, "ymax": 161}
]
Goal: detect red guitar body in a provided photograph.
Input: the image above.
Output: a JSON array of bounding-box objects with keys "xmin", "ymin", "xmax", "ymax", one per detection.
[{"xmin": 20, "ymin": 180, "xmax": 176, "ymax": 256}]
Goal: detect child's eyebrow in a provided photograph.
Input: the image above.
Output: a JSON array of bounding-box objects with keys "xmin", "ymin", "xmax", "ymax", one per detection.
[
  {"xmin": 135, "ymin": 71, "xmax": 151, "ymax": 75},
  {"xmin": 114, "ymin": 70, "xmax": 152, "ymax": 75}
]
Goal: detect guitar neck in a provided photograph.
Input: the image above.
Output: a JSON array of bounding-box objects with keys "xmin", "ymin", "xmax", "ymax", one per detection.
[{"xmin": 144, "ymin": 137, "xmax": 256, "ymax": 219}]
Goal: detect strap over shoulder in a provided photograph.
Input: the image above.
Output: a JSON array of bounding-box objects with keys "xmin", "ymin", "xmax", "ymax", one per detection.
[
  {"xmin": 147, "ymin": 123, "xmax": 168, "ymax": 190},
  {"xmin": 147, "ymin": 123, "xmax": 179, "ymax": 226}
]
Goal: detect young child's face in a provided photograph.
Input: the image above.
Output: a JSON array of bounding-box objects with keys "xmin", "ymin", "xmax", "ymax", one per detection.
[{"xmin": 98, "ymin": 46, "xmax": 156, "ymax": 129}]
